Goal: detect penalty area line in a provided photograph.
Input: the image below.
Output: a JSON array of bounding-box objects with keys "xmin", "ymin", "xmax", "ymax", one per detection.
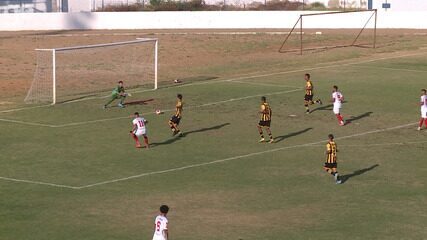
[
  {"xmin": 53, "ymin": 88, "xmax": 302, "ymax": 128},
  {"xmin": 75, "ymin": 121, "xmax": 418, "ymax": 189},
  {"xmin": 0, "ymin": 176, "xmax": 79, "ymax": 189},
  {"xmin": 0, "ymin": 121, "xmax": 417, "ymax": 190}
]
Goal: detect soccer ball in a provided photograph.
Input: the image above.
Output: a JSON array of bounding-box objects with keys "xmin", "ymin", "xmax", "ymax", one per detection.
[{"xmin": 155, "ymin": 109, "xmax": 162, "ymax": 115}]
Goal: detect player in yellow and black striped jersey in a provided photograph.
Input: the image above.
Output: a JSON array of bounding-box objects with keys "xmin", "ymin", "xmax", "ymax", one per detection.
[
  {"xmin": 324, "ymin": 134, "xmax": 342, "ymax": 184},
  {"xmin": 304, "ymin": 73, "xmax": 322, "ymax": 114},
  {"xmin": 169, "ymin": 94, "xmax": 183, "ymax": 136},
  {"xmin": 257, "ymin": 96, "xmax": 274, "ymax": 143}
]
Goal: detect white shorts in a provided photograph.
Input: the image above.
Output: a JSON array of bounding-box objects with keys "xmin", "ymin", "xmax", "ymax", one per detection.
[
  {"xmin": 421, "ymin": 108, "xmax": 427, "ymax": 118},
  {"xmin": 134, "ymin": 129, "xmax": 146, "ymax": 137},
  {"xmin": 333, "ymin": 104, "xmax": 341, "ymax": 114},
  {"xmin": 152, "ymin": 235, "xmax": 166, "ymax": 240}
]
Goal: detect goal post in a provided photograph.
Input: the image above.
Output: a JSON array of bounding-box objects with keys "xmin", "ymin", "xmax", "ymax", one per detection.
[
  {"xmin": 25, "ymin": 38, "xmax": 158, "ymax": 104},
  {"xmin": 278, "ymin": 10, "xmax": 377, "ymax": 54}
]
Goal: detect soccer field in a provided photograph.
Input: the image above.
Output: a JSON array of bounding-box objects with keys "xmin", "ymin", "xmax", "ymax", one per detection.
[{"xmin": 1, "ymin": 30, "xmax": 427, "ymax": 240}]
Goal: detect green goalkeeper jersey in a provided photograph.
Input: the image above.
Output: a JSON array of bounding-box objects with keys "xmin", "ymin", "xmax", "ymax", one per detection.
[{"xmin": 112, "ymin": 86, "xmax": 125, "ymax": 96}]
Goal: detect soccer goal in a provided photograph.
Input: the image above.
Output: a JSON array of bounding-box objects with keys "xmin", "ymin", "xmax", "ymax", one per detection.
[
  {"xmin": 278, "ymin": 10, "xmax": 377, "ymax": 54},
  {"xmin": 25, "ymin": 38, "xmax": 158, "ymax": 104}
]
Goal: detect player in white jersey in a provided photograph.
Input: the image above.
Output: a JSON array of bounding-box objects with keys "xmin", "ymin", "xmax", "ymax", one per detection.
[
  {"xmin": 331, "ymin": 85, "xmax": 345, "ymax": 126},
  {"xmin": 152, "ymin": 205, "xmax": 169, "ymax": 240},
  {"xmin": 130, "ymin": 112, "xmax": 149, "ymax": 148},
  {"xmin": 418, "ymin": 89, "xmax": 427, "ymax": 131}
]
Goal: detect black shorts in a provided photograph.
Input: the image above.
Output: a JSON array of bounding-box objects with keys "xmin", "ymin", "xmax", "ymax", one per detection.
[
  {"xmin": 258, "ymin": 120, "xmax": 271, "ymax": 127},
  {"xmin": 304, "ymin": 94, "xmax": 313, "ymax": 102},
  {"xmin": 324, "ymin": 162, "xmax": 337, "ymax": 169},
  {"xmin": 170, "ymin": 115, "xmax": 181, "ymax": 125}
]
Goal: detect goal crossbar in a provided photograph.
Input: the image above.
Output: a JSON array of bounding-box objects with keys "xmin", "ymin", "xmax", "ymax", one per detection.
[
  {"xmin": 35, "ymin": 38, "xmax": 158, "ymax": 52},
  {"xmin": 278, "ymin": 10, "xmax": 377, "ymax": 54},
  {"xmin": 26, "ymin": 38, "xmax": 158, "ymax": 105}
]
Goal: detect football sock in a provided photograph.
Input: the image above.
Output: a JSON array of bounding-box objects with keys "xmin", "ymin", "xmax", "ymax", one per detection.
[
  {"xmin": 268, "ymin": 132, "xmax": 273, "ymax": 140},
  {"xmin": 336, "ymin": 114, "xmax": 343, "ymax": 122},
  {"xmin": 132, "ymin": 134, "xmax": 140, "ymax": 145},
  {"xmin": 425, "ymin": 119, "xmax": 427, "ymax": 127},
  {"xmin": 420, "ymin": 118, "xmax": 425, "ymax": 128},
  {"xmin": 143, "ymin": 136, "xmax": 149, "ymax": 146}
]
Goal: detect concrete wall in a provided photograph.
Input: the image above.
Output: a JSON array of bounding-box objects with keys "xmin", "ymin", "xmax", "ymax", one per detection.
[
  {"xmin": 372, "ymin": 0, "xmax": 427, "ymax": 11},
  {"xmin": 0, "ymin": 11, "xmax": 426, "ymax": 31}
]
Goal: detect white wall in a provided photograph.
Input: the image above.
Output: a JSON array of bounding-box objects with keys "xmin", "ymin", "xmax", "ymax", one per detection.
[
  {"xmin": 373, "ymin": 0, "xmax": 427, "ymax": 12},
  {"xmin": 0, "ymin": 11, "xmax": 426, "ymax": 31}
]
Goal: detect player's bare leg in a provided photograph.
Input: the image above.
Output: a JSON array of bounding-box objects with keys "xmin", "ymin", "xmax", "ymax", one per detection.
[
  {"xmin": 169, "ymin": 121, "xmax": 182, "ymax": 136},
  {"xmin": 418, "ymin": 118, "xmax": 426, "ymax": 130},
  {"xmin": 336, "ymin": 114, "xmax": 345, "ymax": 126},
  {"xmin": 130, "ymin": 132, "xmax": 142, "ymax": 148},
  {"xmin": 304, "ymin": 100, "xmax": 310, "ymax": 114},
  {"xmin": 324, "ymin": 167, "xmax": 341, "ymax": 184},
  {"xmin": 266, "ymin": 127, "xmax": 274, "ymax": 143},
  {"xmin": 257, "ymin": 125, "xmax": 265, "ymax": 142},
  {"xmin": 143, "ymin": 135, "xmax": 149, "ymax": 148}
]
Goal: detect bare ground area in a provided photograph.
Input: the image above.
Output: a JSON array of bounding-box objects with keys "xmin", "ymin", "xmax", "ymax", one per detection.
[{"xmin": 0, "ymin": 28, "xmax": 426, "ymax": 106}]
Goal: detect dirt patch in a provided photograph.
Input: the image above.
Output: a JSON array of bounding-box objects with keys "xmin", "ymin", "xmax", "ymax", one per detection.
[{"xmin": 1, "ymin": 29, "xmax": 426, "ymax": 104}]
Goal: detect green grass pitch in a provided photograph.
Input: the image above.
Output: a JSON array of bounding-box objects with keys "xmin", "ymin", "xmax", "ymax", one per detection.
[{"xmin": 1, "ymin": 50, "xmax": 427, "ymax": 240}]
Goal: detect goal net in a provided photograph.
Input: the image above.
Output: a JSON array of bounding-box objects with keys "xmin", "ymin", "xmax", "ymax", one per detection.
[
  {"xmin": 279, "ymin": 10, "xmax": 377, "ymax": 54},
  {"xmin": 25, "ymin": 38, "xmax": 158, "ymax": 104}
]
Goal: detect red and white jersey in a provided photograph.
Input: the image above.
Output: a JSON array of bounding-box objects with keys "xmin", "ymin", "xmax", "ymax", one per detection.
[
  {"xmin": 332, "ymin": 91, "xmax": 344, "ymax": 104},
  {"xmin": 132, "ymin": 117, "xmax": 146, "ymax": 132},
  {"xmin": 421, "ymin": 95, "xmax": 427, "ymax": 109},
  {"xmin": 152, "ymin": 215, "xmax": 168, "ymax": 240}
]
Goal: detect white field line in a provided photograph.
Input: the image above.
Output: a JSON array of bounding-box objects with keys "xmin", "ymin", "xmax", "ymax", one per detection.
[
  {"xmin": 352, "ymin": 65, "xmax": 427, "ymax": 73},
  {"xmin": 308, "ymin": 140, "xmax": 427, "ymax": 147},
  {"xmin": 159, "ymin": 51, "xmax": 427, "ymax": 90},
  {"xmin": 2, "ymin": 50, "xmax": 427, "ymax": 114},
  {"xmin": 0, "ymin": 176, "xmax": 78, "ymax": 189},
  {"xmin": 0, "ymin": 104, "xmax": 51, "ymax": 114},
  {"xmin": 0, "ymin": 118, "xmax": 56, "ymax": 127},
  {"xmin": 56, "ymin": 88, "xmax": 301, "ymax": 127},
  {"xmin": 228, "ymin": 80, "xmax": 298, "ymax": 88},
  {"xmin": 76, "ymin": 121, "xmax": 417, "ymax": 189},
  {"xmin": 0, "ymin": 121, "xmax": 418, "ymax": 190},
  {"xmin": 1, "ymin": 88, "xmax": 301, "ymax": 128},
  {"xmin": 60, "ymin": 88, "xmax": 157, "ymax": 105}
]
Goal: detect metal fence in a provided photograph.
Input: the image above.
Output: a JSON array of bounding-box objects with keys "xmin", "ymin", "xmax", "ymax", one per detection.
[
  {"xmin": 92, "ymin": 0, "xmax": 367, "ymax": 11},
  {"xmin": 0, "ymin": 0, "xmax": 58, "ymax": 13}
]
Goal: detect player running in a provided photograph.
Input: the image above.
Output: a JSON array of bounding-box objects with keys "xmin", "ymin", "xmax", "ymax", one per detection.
[
  {"xmin": 304, "ymin": 73, "xmax": 322, "ymax": 114},
  {"xmin": 332, "ymin": 85, "xmax": 345, "ymax": 126},
  {"xmin": 418, "ymin": 88, "xmax": 427, "ymax": 131},
  {"xmin": 257, "ymin": 96, "xmax": 274, "ymax": 143},
  {"xmin": 103, "ymin": 80, "xmax": 127, "ymax": 109},
  {"xmin": 130, "ymin": 112, "xmax": 149, "ymax": 148},
  {"xmin": 168, "ymin": 94, "xmax": 183, "ymax": 136},
  {"xmin": 324, "ymin": 134, "xmax": 342, "ymax": 184},
  {"xmin": 152, "ymin": 205, "xmax": 169, "ymax": 240}
]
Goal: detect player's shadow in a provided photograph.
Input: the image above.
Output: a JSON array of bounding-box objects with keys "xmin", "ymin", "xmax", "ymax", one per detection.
[
  {"xmin": 151, "ymin": 123, "xmax": 230, "ymax": 146},
  {"xmin": 341, "ymin": 164, "xmax": 379, "ymax": 184},
  {"xmin": 274, "ymin": 127, "xmax": 313, "ymax": 143},
  {"xmin": 310, "ymin": 104, "xmax": 333, "ymax": 113},
  {"xmin": 347, "ymin": 112, "xmax": 373, "ymax": 123}
]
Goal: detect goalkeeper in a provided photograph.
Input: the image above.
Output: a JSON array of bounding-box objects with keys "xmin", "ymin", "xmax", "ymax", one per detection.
[{"xmin": 103, "ymin": 81, "xmax": 127, "ymax": 109}]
